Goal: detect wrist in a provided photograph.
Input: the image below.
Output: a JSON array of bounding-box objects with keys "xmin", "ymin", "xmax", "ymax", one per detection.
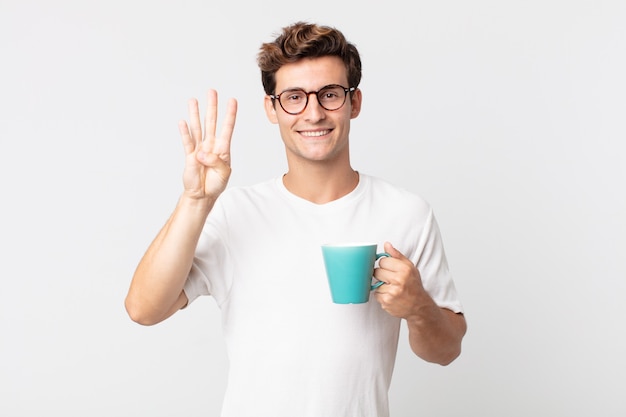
[
  {"xmin": 405, "ymin": 293, "xmax": 439, "ymax": 324},
  {"xmin": 178, "ymin": 192, "xmax": 216, "ymax": 215}
]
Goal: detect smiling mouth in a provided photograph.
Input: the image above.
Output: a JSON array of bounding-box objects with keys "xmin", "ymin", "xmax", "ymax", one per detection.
[{"xmin": 300, "ymin": 129, "xmax": 331, "ymax": 137}]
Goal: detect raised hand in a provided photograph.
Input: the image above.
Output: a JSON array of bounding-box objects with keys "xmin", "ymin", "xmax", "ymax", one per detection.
[{"xmin": 179, "ymin": 89, "xmax": 238, "ymax": 201}]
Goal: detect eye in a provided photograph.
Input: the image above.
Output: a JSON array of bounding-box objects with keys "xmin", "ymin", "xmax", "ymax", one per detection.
[
  {"xmin": 319, "ymin": 87, "xmax": 342, "ymax": 101},
  {"xmin": 283, "ymin": 90, "xmax": 305, "ymax": 103}
]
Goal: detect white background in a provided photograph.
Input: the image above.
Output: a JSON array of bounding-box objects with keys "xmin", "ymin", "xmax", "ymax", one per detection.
[{"xmin": 1, "ymin": 0, "xmax": 625, "ymax": 416}]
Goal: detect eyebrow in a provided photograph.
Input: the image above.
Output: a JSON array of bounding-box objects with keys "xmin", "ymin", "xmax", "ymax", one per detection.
[{"xmin": 277, "ymin": 84, "xmax": 345, "ymax": 93}]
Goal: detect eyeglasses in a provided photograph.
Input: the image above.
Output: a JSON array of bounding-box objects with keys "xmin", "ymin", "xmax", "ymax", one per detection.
[{"xmin": 270, "ymin": 84, "xmax": 356, "ymax": 115}]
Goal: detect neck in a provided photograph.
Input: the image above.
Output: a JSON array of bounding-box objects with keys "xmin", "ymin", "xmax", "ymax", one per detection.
[{"xmin": 282, "ymin": 163, "xmax": 359, "ymax": 204}]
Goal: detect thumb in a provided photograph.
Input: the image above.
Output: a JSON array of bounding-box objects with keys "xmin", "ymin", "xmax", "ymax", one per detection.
[{"xmin": 384, "ymin": 241, "xmax": 406, "ymax": 259}]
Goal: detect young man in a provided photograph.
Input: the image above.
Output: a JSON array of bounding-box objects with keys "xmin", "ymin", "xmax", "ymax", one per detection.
[{"xmin": 126, "ymin": 22, "xmax": 466, "ymax": 417}]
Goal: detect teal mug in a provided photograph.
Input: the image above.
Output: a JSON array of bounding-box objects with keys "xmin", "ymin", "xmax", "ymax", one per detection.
[{"xmin": 321, "ymin": 243, "xmax": 390, "ymax": 304}]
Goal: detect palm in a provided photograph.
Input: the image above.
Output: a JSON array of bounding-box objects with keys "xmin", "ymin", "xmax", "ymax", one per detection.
[{"xmin": 179, "ymin": 90, "xmax": 238, "ymax": 200}]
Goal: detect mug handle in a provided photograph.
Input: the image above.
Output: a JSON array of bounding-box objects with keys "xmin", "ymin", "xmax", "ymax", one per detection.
[{"xmin": 371, "ymin": 252, "xmax": 390, "ymax": 290}]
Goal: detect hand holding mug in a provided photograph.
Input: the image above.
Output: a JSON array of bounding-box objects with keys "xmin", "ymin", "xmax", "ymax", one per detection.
[{"xmin": 373, "ymin": 242, "xmax": 427, "ymax": 319}]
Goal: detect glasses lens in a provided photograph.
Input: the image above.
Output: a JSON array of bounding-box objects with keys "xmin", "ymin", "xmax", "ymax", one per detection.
[
  {"xmin": 277, "ymin": 85, "xmax": 350, "ymax": 114},
  {"xmin": 279, "ymin": 90, "xmax": 307, "ymax": 114},
  {"xmin": 317, "ymin": 86, "xmax": 347, "ymax": 111}
]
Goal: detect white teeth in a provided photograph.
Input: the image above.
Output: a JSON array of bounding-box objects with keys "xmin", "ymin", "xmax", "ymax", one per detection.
[{"xmin": 301, "ymin": 130, "xmax": 330, "ymax": 137}]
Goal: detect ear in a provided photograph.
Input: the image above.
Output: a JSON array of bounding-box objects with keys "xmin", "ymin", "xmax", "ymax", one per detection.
[
  {"xmin": 349, "ymin": 88, "xmax": 362, "ymax": 119},
  {"xmin": 264, "ymin": 95, "xmax": 279, "ymax": 124}
]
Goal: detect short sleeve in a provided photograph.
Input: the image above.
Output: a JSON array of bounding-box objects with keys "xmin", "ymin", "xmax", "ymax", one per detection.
[
  {"xmin": 183, "ymin": 199, "xmax": 234, "ymax": 307},
  {"xmin": 413, "ymin": 209, "xmax": 464, "ymax": 314}
]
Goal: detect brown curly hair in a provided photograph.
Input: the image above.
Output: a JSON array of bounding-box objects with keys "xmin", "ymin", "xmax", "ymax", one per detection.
[{"xmin": 257, "ymin": 22, "xmax": 362, "ymax": 96}]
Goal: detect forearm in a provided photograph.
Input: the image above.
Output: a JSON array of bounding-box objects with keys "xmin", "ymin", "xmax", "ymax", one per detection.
[
  {"xmin": 406, "ymin": 297, "xmax": 466, "ymax": 365},
  {"xmin": 125, "ymin": 194, "xmax": 215, "ymax": 325}
]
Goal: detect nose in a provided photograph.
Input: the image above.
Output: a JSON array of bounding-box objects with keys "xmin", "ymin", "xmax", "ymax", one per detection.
[{"xmin": 303, "ymin": 92, "xmax": 325, "ymax": 121}]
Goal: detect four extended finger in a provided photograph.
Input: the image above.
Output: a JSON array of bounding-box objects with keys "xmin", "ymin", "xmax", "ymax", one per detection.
[
  {"xmin": 188, "ymin": 98, "xmax": 202, "ymax": 146},
  {"xmin": 181, "ymin": 89, "xmax": 237, "ymax": 166},
  {"xmin": 179, "ymin": 120, "xmax": 195, "ymax": 156},
  {"xmin": 214, "ymin": 97, "xmax": 238, "ymax": 159},
  {"xmin": 203, "ymin": 89, "xmax": 219, "ymax": 150}
]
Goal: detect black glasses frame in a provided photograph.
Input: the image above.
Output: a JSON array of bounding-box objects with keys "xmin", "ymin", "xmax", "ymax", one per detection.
[{"xmin": 269, "ymin": 84, "xmax": 356, "ymax": 115}]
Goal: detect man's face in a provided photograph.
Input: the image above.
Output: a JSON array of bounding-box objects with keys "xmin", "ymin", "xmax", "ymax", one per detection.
[{"xmin": 264, "ymin": 56, "xmax": 362, "ymax": 166}]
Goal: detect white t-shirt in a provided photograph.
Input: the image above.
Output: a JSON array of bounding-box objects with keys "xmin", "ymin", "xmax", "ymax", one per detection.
[{"xmin": 184, "ymin": 173, "xmax": 463, "ymax": 417}]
